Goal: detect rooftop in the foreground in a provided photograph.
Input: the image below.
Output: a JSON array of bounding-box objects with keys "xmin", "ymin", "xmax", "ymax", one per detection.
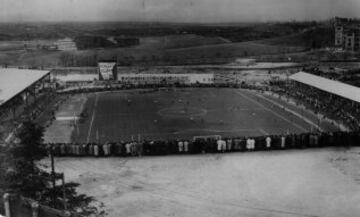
[{"xmin": 0, "ymin": 68, "xmax": 50, "ymax": 106}]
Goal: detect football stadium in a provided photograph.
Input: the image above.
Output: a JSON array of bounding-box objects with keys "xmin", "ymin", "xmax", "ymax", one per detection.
[
  {"xmin": 2, "ymin": 62, "xmax": 360, "ymax": 217},
  {"xmin": 2, "ymin": 1, "xmax": 360, "ymax": 216}
]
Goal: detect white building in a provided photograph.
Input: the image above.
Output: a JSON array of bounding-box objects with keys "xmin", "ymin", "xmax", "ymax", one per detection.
[
  {"xmin": 98, "ymin": 62, "xmax": 117, "ymax": 81},
  {"xmin": 118, "ymin": 73, "xmax": 214, "ymax": 85},
  {"xmin": 54, "ymin": 38, "xmax": 77, "ymax": 51}
]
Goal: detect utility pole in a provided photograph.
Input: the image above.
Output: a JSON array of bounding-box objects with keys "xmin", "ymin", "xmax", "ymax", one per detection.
[
  {"xmin": 50, "ymin": 147, "xmax": 68, "ymax": 210},
  {"xmin": 49, "ymin": 147, "xmax": 67, "ymax": 210},
  {"xmin": 50, "ymin": 148, "xmax": 56, "ymax": 208},
  {"xmin": 61, "ymin": 173, "xmax": 67, "ymax": 210}
]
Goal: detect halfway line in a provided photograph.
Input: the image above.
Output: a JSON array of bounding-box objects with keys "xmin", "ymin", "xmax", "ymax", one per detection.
[{"xmin": 86, "ymin": 93, "xmax": 98, "ymax": 143}]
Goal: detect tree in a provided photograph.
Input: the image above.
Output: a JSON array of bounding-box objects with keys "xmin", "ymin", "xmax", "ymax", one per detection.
[
  {"xmin": 8, "ymin": 121, "xmax": 48, "ymax": 198},
  {"xmin": 2, "ymin": 121, "xmax": 105, "ymax": 216}
]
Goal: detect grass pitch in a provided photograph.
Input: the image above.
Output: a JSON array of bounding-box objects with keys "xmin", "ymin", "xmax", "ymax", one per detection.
[{"xmin": 44, "ymin": 88, "xmax": 338, "ymax": 143}]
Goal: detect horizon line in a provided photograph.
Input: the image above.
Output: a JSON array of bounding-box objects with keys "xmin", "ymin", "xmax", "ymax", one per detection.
[{"xmin": 0, "ymin": 18, "xmax": 339, "ymax": 25}]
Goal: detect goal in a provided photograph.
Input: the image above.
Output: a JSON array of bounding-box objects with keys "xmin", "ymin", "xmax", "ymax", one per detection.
[{"xmin": 193, "ymin": 135, "xmax": 222, "ymax": 141}]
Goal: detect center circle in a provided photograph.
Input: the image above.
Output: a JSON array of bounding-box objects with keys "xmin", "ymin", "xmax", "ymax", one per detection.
[{"xmin": 158, "ymin": 107, "xmax": 207, "ymax": 118}]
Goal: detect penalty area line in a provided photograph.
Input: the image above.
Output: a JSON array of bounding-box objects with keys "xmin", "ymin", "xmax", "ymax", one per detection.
[
  {"xmin": 235, "ymin": 91, "xmax": 307, "ymax": 132},
  {"xmin": 86, "ymin": 93, "xmax": 98, "ymax": 143},
  {"xmin": 258, "ymin": 128, "xmax": 269, "ymax": 135}
]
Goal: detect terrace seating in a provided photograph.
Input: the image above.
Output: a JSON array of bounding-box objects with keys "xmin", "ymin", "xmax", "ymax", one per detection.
[{"xmin": 271, "ymin": 74, "xmax": 360, "ymax": 131}]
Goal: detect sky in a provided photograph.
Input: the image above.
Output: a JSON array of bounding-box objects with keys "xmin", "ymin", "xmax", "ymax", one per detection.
[{"xmin": 0, "ymin": 0, "xmax": 359, "ymax": 23}]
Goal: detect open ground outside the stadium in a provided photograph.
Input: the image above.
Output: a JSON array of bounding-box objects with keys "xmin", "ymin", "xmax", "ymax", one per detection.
[{"xmin": 43, "ymin": 147, "xmax": 360, "ymax": 217}]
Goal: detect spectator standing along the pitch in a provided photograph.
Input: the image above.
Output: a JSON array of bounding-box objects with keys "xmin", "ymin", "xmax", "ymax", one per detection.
[
  {"xmin": 266, "ymin": 136, "xmax": 271, "ymax": 149},
  {"xmin": 217, "ymin": 139, "xmax": 223, "ymax": 152},
  {"xmin": 233, "ymin": 138, "xmax": 242, "ymax": 151},
  {"xmin": 251, "ymin": 138, "xmax": 256, "ymax": 150},
  {"xmin": 246, "ymin": 138, "xmax": 251, "ymax": 151},
  {"xmin": 88, "ymin": 144, "xmax": 94, "ymax": 156},
  {"xmin": 94, "ymin": 144, "xmax": 99, "ymax": 157},
  {"xmin": 131, "ymin": 142, "xmax": 138, "ymax": 156},
  {"xmin": 125, "ymin": 142, "xmax": 131, "ymax": 156},
  {"xmin": 82, "ymin": 143, "xmax": 87, "ymax": 156},
  {"xmin": 281, "ymin": 136, "xmax": 286, "ymax": 149},
  {"xmin": 184, "ymin": 140, "xmax": 189, "ymax": 153},
  {"xmin": 226, "ymin": 139, "xmax": 232, "ymax": 151},
  {"xmin": 178, "ymin": 141, "xmax": 184, "ymax": 153},
  {"xmin": 60, "ymin": 143, "xmax": 66, "ymax": 156},
  {"xmin": 136, "ymin": 142, "xmax": 143, "ymax": 157}
]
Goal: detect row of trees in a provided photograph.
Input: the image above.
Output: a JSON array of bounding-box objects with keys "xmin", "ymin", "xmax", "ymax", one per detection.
[{"xmin": 58, "ymin": 52, "xmax": 234, "ymax": 67}]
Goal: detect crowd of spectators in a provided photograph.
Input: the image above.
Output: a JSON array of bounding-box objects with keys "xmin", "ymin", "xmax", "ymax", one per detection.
[
  {"xmin": 0, "ymin": 91, "xmax": 56, "ymax": 142},
  {"xmin": 57, "ymin": 82, "xmax": 266, "ymax": 95},
  {"xmin": 47, "ymin": 131, "xmax": 360, "ymax": 157},
  {"xmin": 303, "ymin": 67, "xmax": 344, "ymax": 80},
  {"xmin": 285, "ymin": 83, "xmax": 359, "ymax": 130},
  {"xmin": 270, "ymin": 68, "xmax": 360, "ymax": 131}
]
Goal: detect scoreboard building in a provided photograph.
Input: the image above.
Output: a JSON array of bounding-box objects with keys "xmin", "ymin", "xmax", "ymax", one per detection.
[{"xmin": 98, "ymin": 61, "xmax": 117, "ymax": 81}]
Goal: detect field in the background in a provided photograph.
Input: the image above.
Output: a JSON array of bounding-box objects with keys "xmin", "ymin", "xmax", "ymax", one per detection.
[
  {"xmin": 98, "ymin": 41, "xmax": 304, "ymax": 65},
  {"xmin": 44, "ymin": 88, "xmax": 338, "ymax": 143},
  {"xmin": 137, "ymin": 34, "xmax": 228, "ymax": 49},
  {"xmin": 0, "ymin": 36, "xmax": 305, "ymax": 67}
]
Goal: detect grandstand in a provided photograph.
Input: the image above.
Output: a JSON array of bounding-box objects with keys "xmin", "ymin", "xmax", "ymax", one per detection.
[
  {"xmin": 0, "ymin": 68, "xmax": 51, "ymax": 142},
  {"xmin": 288, "ymin": 71, "xmax": 360, "ymax": 130}
]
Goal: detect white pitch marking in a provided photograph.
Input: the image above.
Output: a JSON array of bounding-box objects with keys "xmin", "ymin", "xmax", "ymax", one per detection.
[
  {"xmin": 259, "ymin": 128, "xmax": 269, "ymax": 135},
  {"xmin": 235, "ymin": 91, "xmax": 307, "ymax": 132},
  {"xmin": 86, "ymin": 93, "xmax": 98, "ymax": 143},
  {"xmin": 207, "ymin": 89, "xmax": 217, "ymax": 98},
  {"xmin": 255, "ymin": 93, "xmax": 324, "ymax": 132}
]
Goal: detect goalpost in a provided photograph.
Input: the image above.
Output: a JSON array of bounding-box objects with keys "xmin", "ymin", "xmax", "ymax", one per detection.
[{"xmin": 193, "ymin": 135, "xmax": 222, "ymax": 141}]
